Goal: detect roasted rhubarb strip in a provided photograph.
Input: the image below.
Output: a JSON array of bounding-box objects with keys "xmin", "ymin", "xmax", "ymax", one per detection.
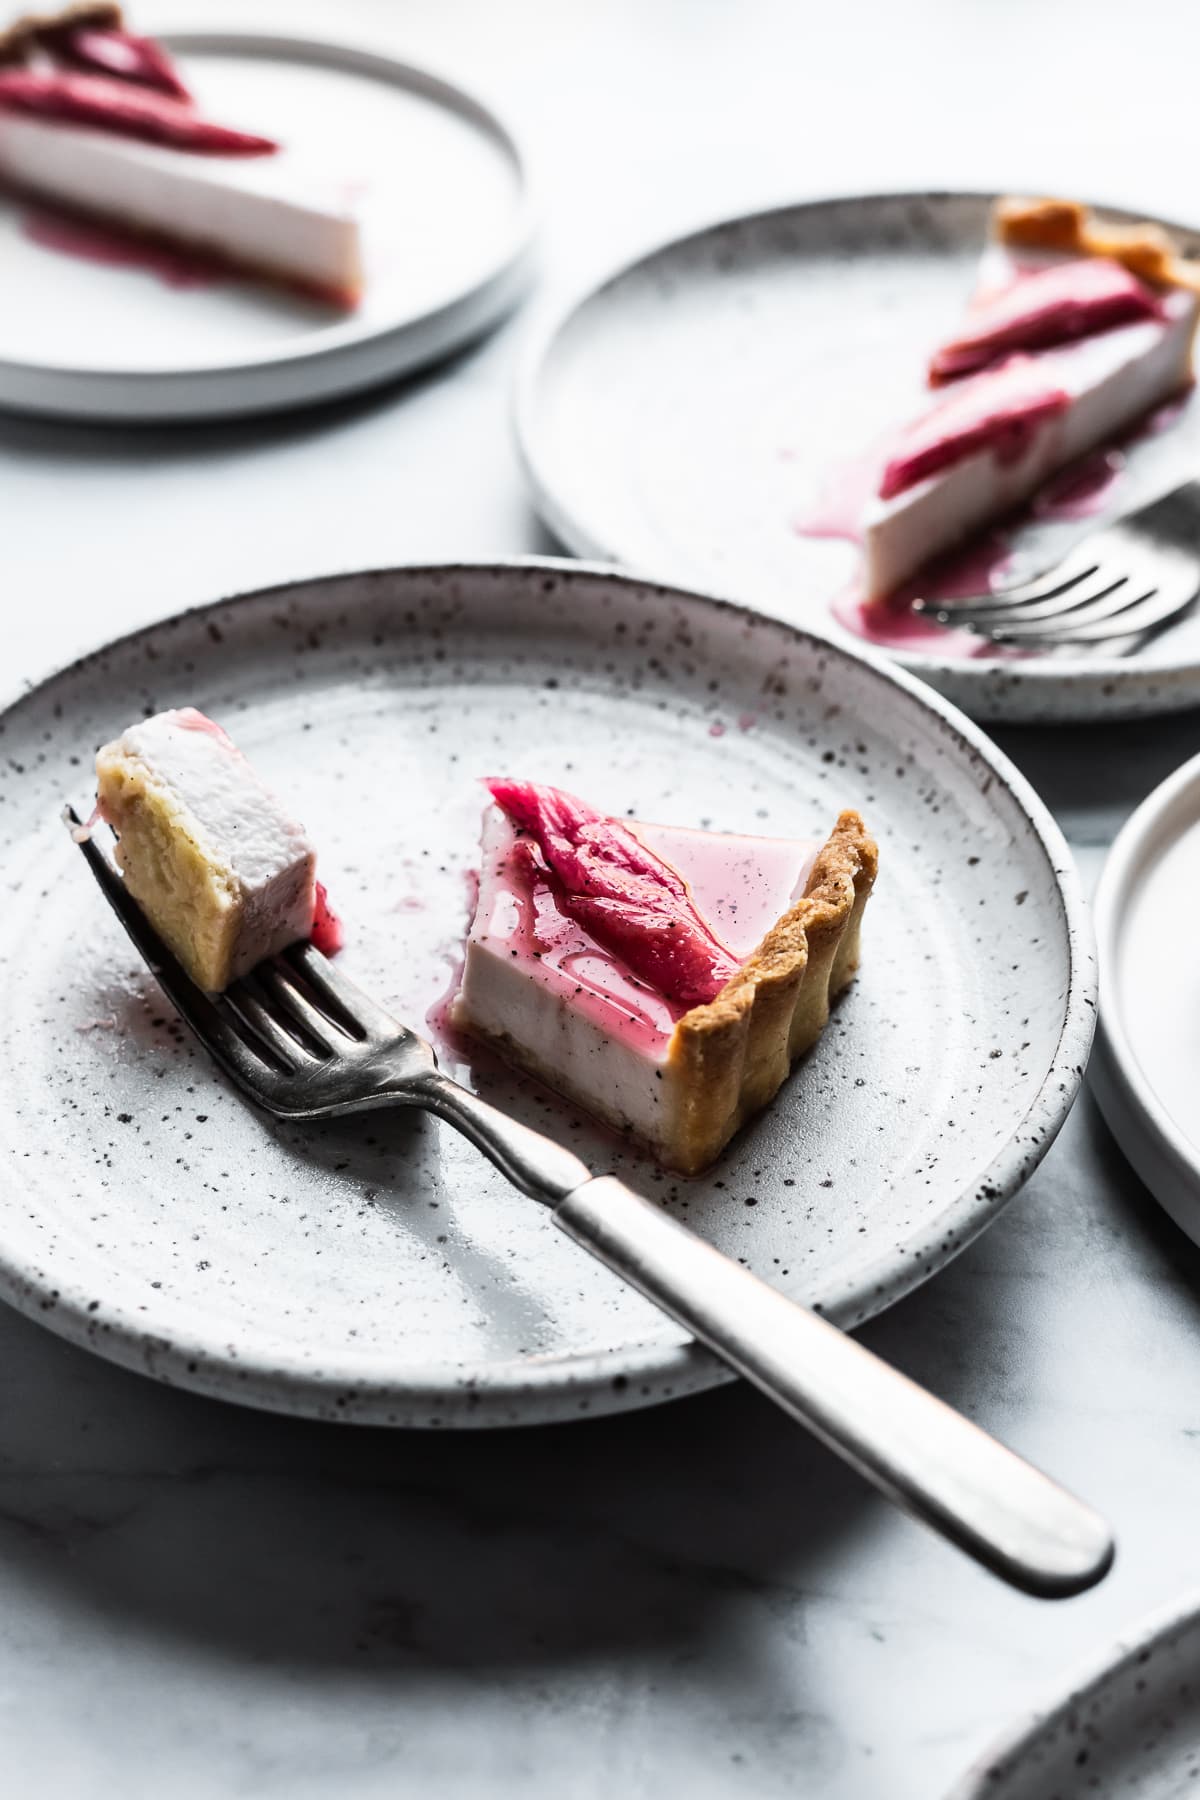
[
  {"xmin": 0, "ymin": 69, "xmax": 276, "ymax": 153},
  {"xmin": 928, "ymin": 257, "xmax": 1165, "ymax": 385},
  {"xmin": 879, "ymin": 357, "xmax": 1070, "ymax": 500},
  {"xmin": 485, "ymin": 778, "xmax": 740, "ymax": 1007}
]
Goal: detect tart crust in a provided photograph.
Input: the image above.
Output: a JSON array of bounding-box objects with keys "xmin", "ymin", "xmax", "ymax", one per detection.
[
  {"xmin": 459, "ymin": 808, "xmax": 877, "ymax": 1176},
  {"xmin": 666, "ymin": 808, "xmax": 877, "ymax": 1173},
  {"xmin": 0, "ymin": 4, "xmax": 122, "ymax": 62},
  {"xmin": 995, "ymin": 195, "xmax": 1200, "ymax": 294}
]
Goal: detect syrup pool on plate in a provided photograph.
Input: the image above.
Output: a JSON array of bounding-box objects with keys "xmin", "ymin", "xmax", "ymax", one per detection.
[
  {"xmin": 21, "ymin": 205, "xmax": 223, "ymax": 289},
  {"xmin": 795, "ymin": 437, "xmax": 1133, "ymax": 658},
  {"xmin": 830, "ymin": 537, "xmax": 1019, "ymax": 658}
]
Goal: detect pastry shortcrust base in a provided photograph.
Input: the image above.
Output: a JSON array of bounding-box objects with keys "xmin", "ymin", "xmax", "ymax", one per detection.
[
  {"xmin": 455, "ymin": 810, "xmax": 877, "ymax": 1175},
  {"xmin": 995, "ymin": 196, "xmax": 1200, "ymax": 293}
]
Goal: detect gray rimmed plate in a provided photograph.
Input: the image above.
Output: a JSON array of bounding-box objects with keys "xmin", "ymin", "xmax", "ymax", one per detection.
[
  {"xmin": 945, "ymin": 1588, "xmax": 1200, "ymax": 1797},
  {"xmin": 0, "ymin": 561, "xmax": 1094, "ymax": 1425},
  {"xmin": 0, "ymin": 32, "xmax": 535, "ymax": 420},
  {"xmin": 516, "ymin": 190, "xmax": 1200, "ymax": 724}
]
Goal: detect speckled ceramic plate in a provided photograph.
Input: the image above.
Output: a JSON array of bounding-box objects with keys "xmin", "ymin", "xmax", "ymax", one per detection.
[
  {"xmin": 0, "ymin": 33, "xmax": 534, "ymax": 420},
  {"xmin": 516, "ymin": 191, "xmax": 1200, "ymax": 724},
  {"xmin": 1090, "ymin": 753, "xmax": 1200, "ymax": 1247},
  {"xmin": 946, "ymin": 1588, "xmax": 1200, "ymax": 1797},
  {"xmin": 0, "ymin": 562, "xmax": 1094, "ymax": 1426}
]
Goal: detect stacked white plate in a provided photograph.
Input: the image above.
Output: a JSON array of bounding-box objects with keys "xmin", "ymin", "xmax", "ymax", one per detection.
[
  {"xmin": 946, "ymin": 1587, "xmax": 1200, "ymax": 1797},
  {"xmin": 0, "ymin": 32, "xmax": 535, "ymax": 419},
  {"xmin": 1092, "ymin": 753, "xmax": 1200, "ymax": 1243}
]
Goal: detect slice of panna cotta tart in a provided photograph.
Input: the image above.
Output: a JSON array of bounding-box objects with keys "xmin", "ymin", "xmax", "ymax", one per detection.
[
  {"xmin": 0, "ymin": 4, "xmax": 364, "ymax": 304},
  {"xmin": 452, "ymin": 780, "xmax": 877, "ymax": 1174},
  {"xmin": 858, "ymin": 196, "xmax": 1200, "ymax": 599}
]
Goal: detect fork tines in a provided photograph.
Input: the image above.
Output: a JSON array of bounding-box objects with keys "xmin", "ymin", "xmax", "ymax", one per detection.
[
  {"xmin": 65, "ymin": 808, "xmax": 391, "ymax": 1101},
  {"xmin": 911, "ymin": 525, "xmax": 1200, "ymax": 649}
]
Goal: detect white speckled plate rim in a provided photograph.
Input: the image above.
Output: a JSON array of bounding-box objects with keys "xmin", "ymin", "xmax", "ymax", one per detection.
[
  {"xmin": 513, "ymin": 190, "xmax": 1200, "ymax": 724},
  {"xmin": 0, "ymin": 559, "xmax": 1097, "ymax": 1422},
  {"xmin": 943, "ymin": 1584, "xmax": 1200, "ymax": 1797}
]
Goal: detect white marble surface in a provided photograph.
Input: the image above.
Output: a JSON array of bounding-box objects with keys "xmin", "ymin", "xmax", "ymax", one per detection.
[{"xmin": 5, "ymin": 1, "xmax": 1200, "ymax": 1794}]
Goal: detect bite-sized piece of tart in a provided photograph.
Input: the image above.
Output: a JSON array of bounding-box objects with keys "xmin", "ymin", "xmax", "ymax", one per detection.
[
  {"xmin": 0, "ymin": 5, "xmax": 364, "ymax": 305},
  {"xmin": 95, "ymin": 708, "xmax": 318, "ymax": 993},
  {"xmin": 451, "ymin": 780, "xmax": 877, "ymax": 1175},
  {"xmin": 860, "ymin": 196, "xmax": 1200, "ymax": 599}
]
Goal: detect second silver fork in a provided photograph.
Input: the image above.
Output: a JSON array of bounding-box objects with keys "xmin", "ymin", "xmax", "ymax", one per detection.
[{"xmin": 913, "ymin": 477, "xmax": 1200, "ymax": 649}]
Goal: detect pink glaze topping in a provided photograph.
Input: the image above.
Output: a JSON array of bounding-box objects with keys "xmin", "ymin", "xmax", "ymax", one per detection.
[
  {"xmin": 172, "ymin": 706, "xmax": 236, "ymax": 746},
  {"xmin": 928, "ymin": 258, "xmax": 1164, "ymax": 385},
  {"xmin": 471, "ymin": 810, "xmax": 820, "ymax": 1055},
  {"xmin": 0, "ymin": 70, "xmax": 277, "ymax": 154},
  {"xmin": 830, "ymin": 535, "xmax": 1021, "ymax": 660},
  {"xmin": 879, "ymin": 357, "xmax": 1070, "ymax": 500},
  {"xmin": 56, "ymin": 25, "xmax": 192, "ymax": 100},
  {"xmin": 485, "ymin": 779, "xmax": 741, "ymax": 1008},
  {"xmin": 310, "ymin": 881, "xmax": 343, "ymax": 957}
]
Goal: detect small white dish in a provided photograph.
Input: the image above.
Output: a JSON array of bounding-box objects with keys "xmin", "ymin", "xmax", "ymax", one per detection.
[
  {"xmin": 0, "ymin": 32, "xmax": 535, "ymax": 420},
  {"xmin": 516, "ymin": 190, "xmax": 1200, "ymax": 723},
  {"xmin": 945, "ymin": 1586, "xmax": 1200, "ymax": 1798},
  {"xmin": 1091, "ymin": 752, "xmax": 1200, "ymax": 1244},
  {"xmin": 0, "ymin": 561, "xmax": 1094, "ymax": 1425}
]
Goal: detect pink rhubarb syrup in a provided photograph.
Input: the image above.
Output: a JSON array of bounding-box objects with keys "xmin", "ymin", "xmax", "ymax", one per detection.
[
  {"xmin": 424, "ymin": 868, "xmax": 481, "ymax": 1045},
  {"xmin": 796, "ymin": 437, "xmax": 1021, "ymax": 657},
  {"xmin": 801, "ymin": 426, "xmax": 1160, "ymax": 657},
  {"xmin": 798, "ymin": 405, "xmax": 1186, "ymax": 660},
  {"xmin": 173, "ymin": 706, "xmax": 235, "ymax": 743},
  {"xmin": 473, "ymin": 783, "xmax": 819, "ymax": 1056},
  {"xmin": 928, "ymin": 258, "xmax": 1165, "ymax": 384},
  {"xmin": 22, "ymin": 206, "xmax": 223, "ymax": 289},
  {"xmin": 310, "ymin": 882, "xmax": 344, "ymax": 957}
]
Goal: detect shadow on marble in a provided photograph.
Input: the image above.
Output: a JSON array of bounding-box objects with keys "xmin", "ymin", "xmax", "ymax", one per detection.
[
  {"xmin": 279, "ymin": 1103, "xmax": 567, "ymax": 1360},
  {"xmin": 1083, "ymin": 1088, "xmax": 1200, "ymax": 1297},
  {"xmin": 0, "ymin": 1187, "xmax": 1029, "ymax": 1675},
  {"xmin": 0, "ymin": 314, "xmax": 513, "ymax": 465},
  {"xmin": 522, "ymin": 515, "xmax": 563, "ymax": 560},
  {"xmin": 994, "ymin": 707, "xmax": 1200, "ymax": 846}
]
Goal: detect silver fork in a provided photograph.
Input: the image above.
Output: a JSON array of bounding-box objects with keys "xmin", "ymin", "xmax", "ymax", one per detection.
[
  {"xmin": 68, "ymin": 808, "xmax": 1113, "ymax": 1599},
  {"xmin": 912, "ymin": 478, "xmax": 1200, "ymax": 648}
]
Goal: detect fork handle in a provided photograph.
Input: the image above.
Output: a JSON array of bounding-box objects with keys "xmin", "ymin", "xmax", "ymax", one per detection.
[{"xmin": 555, "ymin": 1176, "xmax": 1113, "ymax": 1599}]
